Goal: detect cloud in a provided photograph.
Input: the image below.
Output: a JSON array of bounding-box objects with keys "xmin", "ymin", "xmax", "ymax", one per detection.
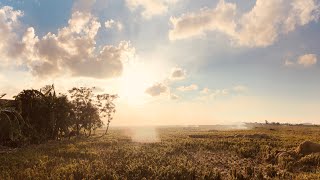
[
  {"xmin": 198, "ymin": 85, "xmax": 248, "ymax": 100},
  {"xmin": 177, "ymin": 84, "xmax": 198, "ymax": 91},
  {"xmin": 0, "ymin": 6, "xmax": 136, "ymax": 79},
  {"xmin": 297, "ymin": 54, "xmax": 317, "ymax": 67},
  {"xmin": 200, "ymin": 88, "xmax": 210, "ymax": 94},
  {"xmin": 170, "ymin": 93, "xmax": 179, "ymax": 100},
  {"xmin": 31, "ymin": 11, "xmax": 135, "ymax": 78},
  {"xmin": 126, "ymin": 0, "xmax": 178, "ymax": 19},
  {"xmin": 169, "ymin": 0, "xmax": 320, "ymax": 47},
  {"xmin": 284, "ymin": 0, "xmax": 320, "ymax": 33},
  {"xmin": 169, "ymin": 0, "xmax": 236, "ymax": 41},
  {"xmin": 169, "ymin": 67, "xmax": 186, "ymax": 80},
  {"xmin": 145, "ymin": 83, "xmax": 168, "ymax": 96},
  {"xmin": 0, "ymin": 6, "xmax": 24, "ymax": 64},
  {"xmin": 145, "ymin": 66, "xmax": 187, "ymax": 99},
  {"xmin": 211, "ymin": 89, "xmax": 229, "ymax": 98},
  {"xmin": 105, "ymin": 19, "xmax": 123, "ymax": 31},
  {"xmin": 144, "ymin": 66, "xmax": 187, "ymax": 99},
  {"xmin": 284, "ymin": 53, "xmax": 317, "ymax": 67},
  {"xmin": 284, "ymin": 59, "xmax": 295, "ymax": 66}
]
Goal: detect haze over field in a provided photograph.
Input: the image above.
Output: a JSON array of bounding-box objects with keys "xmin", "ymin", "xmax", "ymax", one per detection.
[{"xmin": 1, "ymin": 0, "xmax": 320, "ymax": 125}]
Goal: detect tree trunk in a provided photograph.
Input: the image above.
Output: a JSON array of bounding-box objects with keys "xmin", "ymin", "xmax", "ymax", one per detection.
[{"xmin": 104, "ymin": 121, "xmax": 110, "ymax": 135}]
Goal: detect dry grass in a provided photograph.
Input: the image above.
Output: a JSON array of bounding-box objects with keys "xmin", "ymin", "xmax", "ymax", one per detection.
[{"xmin": 0, "ymin": 124, "xmax": 320, "ymax": 179}]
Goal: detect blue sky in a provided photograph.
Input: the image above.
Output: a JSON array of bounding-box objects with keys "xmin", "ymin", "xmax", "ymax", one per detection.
[{"xmin": 0, "ymin": 0, "xmax": 320, "ymax": 125}]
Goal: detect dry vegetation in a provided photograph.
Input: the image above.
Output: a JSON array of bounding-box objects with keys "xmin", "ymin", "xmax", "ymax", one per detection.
[{"xmin": 1, "ymin": 124, "xmax": 320, "ymax": 179}]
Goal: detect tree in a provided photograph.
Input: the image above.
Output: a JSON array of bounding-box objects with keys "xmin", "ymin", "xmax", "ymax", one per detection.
[
  {"xmin": 14, "ymin": 85, "xmax": 75, "ymax": 142},
  {"xmin": 68, "ymin": 87, "xmax": 101, "ymax": 136},
  {"xmin": 40, "ymin": 85, "xmax": 76, "ymax": 139},
  {"xmin": 68, "ymin": 87, "xmax": 118, "ymax": 136},
  {"xmin": 81, "ymin": 102, "xmax": 101, "ymax": 136},
  {"xmin": 15, "ymin": 89, "xmax": 49, "ymax": 142},
  {"xmin": 53, "ymin": 95, "xmax": 75, "ymax": 139},
  {"xmin": 96, "ymin": 94, "xmax": 118, "ymax": 135},
  {"xmin": 0, "ymin": 94, "xmax": 25, "ymax": 146},
  {"xmin": 41, "ymin": 84, "xmax": 57, "ymax": 139},
  {"xmin": 1, "ymin": 85, "xmax": 117, "ymax": 146}
]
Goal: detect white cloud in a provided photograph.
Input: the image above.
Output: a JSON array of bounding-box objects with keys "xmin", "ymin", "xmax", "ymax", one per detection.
[
  {"xmin": 169, "ymin": 67, "xmax": 186, "ymax": 80},
  {"xmin": 105, "ymin": 19, "xmax": 123, "ymax": 31},
  {"xmin": 0, "ymin": 7, "xmax": 136, "ymax": 79},
  {"xmin": 177, "ymin": 84, "xmax": 198, "ymax": 91},
  {"xmin": 284, "ymin": 53, "xmax": 317, "ymax": 67},
  {"xmin": 126, "ymin": 0, "xmax": 178, "ymax": 19},
  {"xmin": 31, "ymin": 11, "xmax": 135, "ymax": 78},
  {"xmin": 297, "ymin": 54, "xmax": 317, "ymax": 67},
  {"xmin": 145, "ymin": 83, "xmax": 169, "ymax": 96},
  {"xmin": 284, "ymin": 0, "xmax": 320, "ymax": 33},
  {"xmin": 235, "ymin": 0, "xmax": 285, "ymax": 47},
  {"xmin": 144, "ymin": 66, "xmax": 187, "ymax": 99},
  {"xmin": 0, "ymin": 6, "xmax": 24, "ymax": 64},
  {"xmin": 169, "ymin": 0, "xmax": 236, "ymax": 41},
  {"xmin": 200, "ymin": 88, "xmax": 210, "ymax": 94},
  {"xmin": 284, "ymin": 59, "xmax": 295, "ymax": 66},
  {"xmin": 169, "ymin": 0, "xmax": 320, "ymax": 47}
]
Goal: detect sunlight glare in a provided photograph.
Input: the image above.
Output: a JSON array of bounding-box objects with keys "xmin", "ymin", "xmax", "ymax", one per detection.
[{"xmin": 118, "ymin": 61, "xmax": 156, "ymax": 106}]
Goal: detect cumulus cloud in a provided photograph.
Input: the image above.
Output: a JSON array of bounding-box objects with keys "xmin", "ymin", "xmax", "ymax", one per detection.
[
  {"xmin": 169, "ymin": 0, "xmax": 320, "ymax": 47},
  {"xmin": 169, "ymin": 0, "xmax": 236, "ymax": 41},
  {"xmin": 144, "ymin": 66, "xmax": 188, "ymax": 99},
  {"xmin": 0, "ymin": 6, "xmax": 24, "ymax": 64},
  {"xmin": 145, "ymin": 66, "xmax": 187, "ymax": 99},
  {"xmin": 297, "ymin": 54, "xmax": 317, "ymax": 67},
  {"xmin": 126, "ymin": 0, "xmax": 178, "ymax": 19},
  {"xmin": 169, "ymin": 67, "xmax": 186, "ymax": 80},
  {"xmin": 284, "ymin": 54, "xmax": 317, "ymax": 67},
  {"xmin": 105, "ymin": 19, "xmax": 123, "ymax": 31},
  {"xmin": 145, "ymin": 83, "xmax": 169, "ymax": 96},
  {"xmin": 0, "ymin": 6, "xmax": 135, "ymax": 79},
  {"xmin": 177, "ymin": 84, "xmax": 198, "ymax": 91}
]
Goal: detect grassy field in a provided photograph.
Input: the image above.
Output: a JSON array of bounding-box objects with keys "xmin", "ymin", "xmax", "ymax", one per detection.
[{"xmin": 1, "ymin": 124, "xmax": 320, "ymax": 179}]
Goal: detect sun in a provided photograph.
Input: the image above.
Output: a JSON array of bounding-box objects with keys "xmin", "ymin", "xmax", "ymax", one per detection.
[{"xmin": 118, "ymin": 61, "xmax": 156, "ymax": 106}]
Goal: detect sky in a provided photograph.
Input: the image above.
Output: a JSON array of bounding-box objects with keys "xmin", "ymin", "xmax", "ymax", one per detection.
[{"xmin": 0, "ymin": 0, "xmax": 320, "ymax": 125}]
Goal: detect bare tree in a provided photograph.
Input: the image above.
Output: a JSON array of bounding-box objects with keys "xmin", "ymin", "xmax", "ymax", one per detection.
[{"xmin": 96, "ymin": 94, "xmax": 118, "ymax": 135}]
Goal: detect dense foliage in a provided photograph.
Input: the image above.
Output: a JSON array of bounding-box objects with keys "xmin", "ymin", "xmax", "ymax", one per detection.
[{"xmin": 0, "ymin": 85, "xmax": 117, "ymax": 146}]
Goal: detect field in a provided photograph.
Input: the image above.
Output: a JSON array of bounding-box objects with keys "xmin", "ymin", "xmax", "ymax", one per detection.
[{"xmin": 1, "ymin": 124, "xmax": 320, "ymax": 180}]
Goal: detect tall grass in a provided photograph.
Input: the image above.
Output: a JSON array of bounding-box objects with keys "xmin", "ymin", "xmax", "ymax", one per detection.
[{"xmin": 1, "ymin": 125, "xmax": 320, "ymax": 179}]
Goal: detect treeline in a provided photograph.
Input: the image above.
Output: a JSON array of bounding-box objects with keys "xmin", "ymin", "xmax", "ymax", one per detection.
[{"xmin": 0, "ymin": 85, "xmax": 117, "ymax": 147}]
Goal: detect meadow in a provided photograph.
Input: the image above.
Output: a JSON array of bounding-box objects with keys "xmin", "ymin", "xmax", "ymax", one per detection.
[{"xmin": 1, "ymin": 124, "xmax": 320, "ymax": 180}]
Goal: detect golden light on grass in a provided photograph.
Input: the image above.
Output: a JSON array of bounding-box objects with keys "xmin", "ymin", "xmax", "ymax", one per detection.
[{"xmin": 124, "ymin": 127, "xmax": 160, "ymax": 143}]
